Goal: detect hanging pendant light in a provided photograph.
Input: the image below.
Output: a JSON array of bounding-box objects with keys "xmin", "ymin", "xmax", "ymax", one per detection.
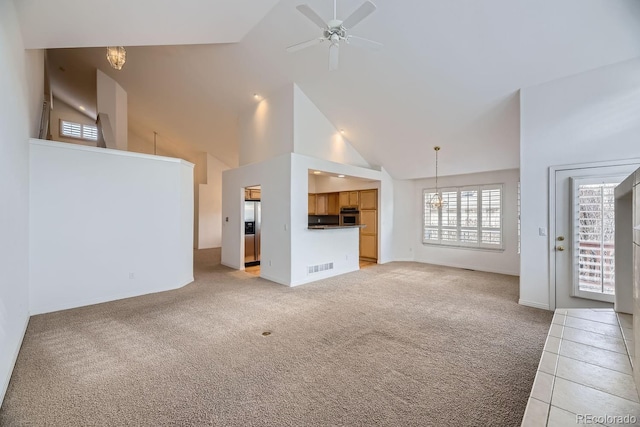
[
  {"xmin": 106, "ymin": 46, "xmax": 126, "ymax": 70},
  {"xmin": 430, "ymin": 146, "xmax": 446, "ymax": 209}
]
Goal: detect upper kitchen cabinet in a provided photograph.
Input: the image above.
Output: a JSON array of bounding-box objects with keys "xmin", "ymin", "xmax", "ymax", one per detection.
[
  {"xmin": 316, "ymin": 193, "xmax": 328, "ymax": 215},
  {"xmin": 245, "ymin": 188, "xmax": 261, "ymax": 200},
  {"xmin": 339, "ymin": 191, "xmax": 359, "ymax": 208},
  {"xmin": 328, "ymin": 193, "xmax": 339, "ymax": 215},
  {"xmin": 308, "ymin": 194, "xmax": 316, "ymax": 215},
  {"xmin": 359, "ymin": 189, "xmax": 377, "ymax": 210}
]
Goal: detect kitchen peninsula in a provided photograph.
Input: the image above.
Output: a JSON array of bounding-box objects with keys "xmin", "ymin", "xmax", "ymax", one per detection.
[{"xmin": 308, "ymin": 188, "xmax": 378, "ymax": 262}]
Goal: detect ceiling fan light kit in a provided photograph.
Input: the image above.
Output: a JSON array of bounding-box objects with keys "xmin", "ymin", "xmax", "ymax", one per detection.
[{"xmin": 287, "ymin": 0, "xmax": 382, "ymax": 71}]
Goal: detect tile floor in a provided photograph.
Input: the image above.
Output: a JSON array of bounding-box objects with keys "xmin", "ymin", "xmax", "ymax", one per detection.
[{"xmin": 521, "ymin": 309, "xmax": 638, "ymax": 426}]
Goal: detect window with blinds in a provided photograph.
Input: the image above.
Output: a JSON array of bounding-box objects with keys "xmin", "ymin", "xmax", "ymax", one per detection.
[
  {"xmin": 423, "ymin": 184, "xmax": 504, "ymax": 250},
  {"xmin": 60, "ymin": 120, "xmax": 98, "ymax": 142},
  {"xmin": 573, "ymin": 179, "xmax": 618, "ymax": 297}
]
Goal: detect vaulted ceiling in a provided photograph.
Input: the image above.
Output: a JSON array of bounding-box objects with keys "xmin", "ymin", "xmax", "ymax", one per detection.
[{"xmin": 19, "ymin": 0, "xmax": 640, "ymax": 179}]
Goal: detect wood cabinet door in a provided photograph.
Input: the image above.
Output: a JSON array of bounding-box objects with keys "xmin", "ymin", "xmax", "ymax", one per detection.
[
  {"xmin": 316, "ymin": 193, "xmax": 328, "ymax": 215},
  {"xmin": 349, "ymin": 191, "xmax": 359, "ymax": 206},
  {"xmin": 339, "ymin": 192, "xmax": 349, "ymax": 208},
  {"xmin": 328, "ymin": 193, "xmax": 339, "ymax": 215},
  {"xmin": 360, "ymin": 234, "xmax": 377, "ymax": 260},
  {"xmin": 308, "ymin": 194, "xmax": 316, "ymax": 215},
  {"xmin": 359, "ymin": 189, "xmax": 377, "ymax": 210},
  {"xmin": 250, "ymin": 189, "xmax": 261, "ymax": 200},
  {"xmin": 245, "ymin": 189, "xmax": 251, "ymax": 200},
  {"xmin": 360, "ymin": 209, "xmax": 377, "ymax": 235}
]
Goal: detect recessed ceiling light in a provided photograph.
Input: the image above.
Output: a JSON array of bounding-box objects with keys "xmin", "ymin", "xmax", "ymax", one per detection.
[
  {"xmin": 78, "ymin": 106, "xmax": 86, "ymax": 111},
  {"xmin": 253, "ymin": 93, "xmax": 262, "ymax": 101},
  {"xmin": 313, "ymin": 171, "xmax": 321, "ymax": 175},
  {"xmin": 340, "ymin": 129, "xmax": 345, "ymax": 134},
  {"xmin": 338, "ymin": 174, "xmax": 345, "ymax": 178}
]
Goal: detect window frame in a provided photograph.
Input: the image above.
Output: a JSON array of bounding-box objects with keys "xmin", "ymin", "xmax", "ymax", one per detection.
[
  {"xmin": 59, "ymin": 119, "xmax": 98, "ymax": 142},
  {"xmin": 422, "ymin": 183, "xmax": 504, "ymax": 251},
  {"xmin": 569, "ymin": 175, "xmax": 623, "ymax": 303}
]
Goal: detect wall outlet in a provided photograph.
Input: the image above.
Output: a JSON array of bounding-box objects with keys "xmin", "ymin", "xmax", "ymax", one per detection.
[
  {"xmin": 129, "ymin": 273, "xmax": 135, "ymax": 279},
  {"xmin": 269, "ymin": 260, "xmax": 272, "ymax": 266}
]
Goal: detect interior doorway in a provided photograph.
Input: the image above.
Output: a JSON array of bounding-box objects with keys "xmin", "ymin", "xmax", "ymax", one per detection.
[
  {"xmin": 552, "ymin": 163, "xmax": 638, "ymax": 309},
  {"xmin": 244, "ymin": 185, "xmax": 261, "ymax": 274}
]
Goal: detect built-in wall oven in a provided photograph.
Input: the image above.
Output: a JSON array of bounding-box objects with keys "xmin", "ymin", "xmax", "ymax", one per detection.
[{"xmin": 340, "ymin": 207, "xmax": 360, "ymax": 226}]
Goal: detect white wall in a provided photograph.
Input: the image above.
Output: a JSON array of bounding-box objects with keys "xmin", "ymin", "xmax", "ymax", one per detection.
[
  {"xmin": 129, "ymin": 129, "xmax": 230, "ymax": 249},
  {"xmin": 520, "ymin": 57, "xmax": 640, "ymax": 310},
  {"xmin": 199, "ymin": 153, "xmax": 229, "ymax": 248},
  {"xmin": 29, "ymin": 139, "xmax": 194, "ymax": 315},
  {"xmin": 0, "ymin": 0, "xmax": 44, "ymax": 404},
  {"xmin": 311, "ymin": 175, "xmax": 379, "ymax": 193},
  {"xmin": 410, "ymin": 169, "xmax": 520, "ymax": 276},
  {"xmin": 221, "ymin": 154, "xmax": 292, "ymax": 285},
  {"xmin": 391, "ymin": 179, "xmax": 415, "ymax": 262},
  {"xmin": 97, "ymin": 69, "xmax": 127, "ymax": 151},
  {"xmin": 238, "ymin": 85, "xmax": 293, "ymax": 166},
  {"xmin": 50, "ymin": 96, "xmax": 97, "ymax": 146},
  {"xmin": 293, "ymin": 84, "xmax": 370, "ymax": 168}
]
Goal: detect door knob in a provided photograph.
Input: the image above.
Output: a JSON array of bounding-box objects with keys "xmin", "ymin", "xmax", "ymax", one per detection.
[
  {"xmin": 557, "ymin": 246, "xmax": 565, "ymax": 251},
  {"xmin": 557, "ymin": 236, "xmax": 565, "ymax": 241}
]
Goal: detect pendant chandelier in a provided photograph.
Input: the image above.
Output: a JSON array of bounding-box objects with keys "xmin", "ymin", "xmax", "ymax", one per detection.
[
  {"xmin": 430, "ymin": 146, "xmax": 446, "ymax": 209},
  {"xmin": 106, "ymin": 46, "xmax": 126, "ymax": 70}
]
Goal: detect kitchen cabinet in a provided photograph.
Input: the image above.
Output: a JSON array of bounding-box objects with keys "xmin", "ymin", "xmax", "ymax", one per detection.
[
  {"xmin": 339, "ymin": 191, "xmax": 359, "ymax": 207},
  {"xmin": 359, "ymin": 189, "xmax": 377, "ymax": 210},
  {"xmin": 328, "ymin": 193, "xmax": 339, "ymax": 215},
  {"xmin": 308, "ymin": 194, "xmax": 316, "ymax": 215},
  {"xmin": 316, "ymin": 193, "xmax": 328, "ymax": 215},
  {"xmin": 359, "ymin": 205, "xmax": 377, "ymax": 262},
  {"xmin": 339, "ymin": 192, "xmax": 349, "ymax": 208},
  {"xmin": 360, "ymin": 234, "xmax": 377, "ymax": 260},
  {"xmin": 245, "ymin": 188, "xmax": 261, "ymax": 200},
  {"xmin": 308, "ymin": 192, "xmax": 339, "ymax": 215}
]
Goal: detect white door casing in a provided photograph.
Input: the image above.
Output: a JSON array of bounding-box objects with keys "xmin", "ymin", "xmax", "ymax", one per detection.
[{"xmin": 551, "ymin": 162, "xmax": 640, "ymax": 310}]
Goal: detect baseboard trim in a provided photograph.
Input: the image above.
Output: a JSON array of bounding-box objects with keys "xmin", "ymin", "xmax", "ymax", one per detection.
[
  {"xmin": 412, "ymin": 259, "xmax": 519, "ymax": 277},
  {"xmin": 31, "ymin": 277, "xmax": 195, "ymax": 315},
  {"xmin": 519, "ymin": 299, "xmax": 551, "ymax": 311},
  {"xmin": 0, "ymin": 313, "xmax": 30, "ymax": 406}
]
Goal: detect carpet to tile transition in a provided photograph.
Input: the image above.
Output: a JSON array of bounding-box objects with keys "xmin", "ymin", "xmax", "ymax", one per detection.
[{"xmin": 0, "ymin": 249, "xmax": 552, "ymax": 426}]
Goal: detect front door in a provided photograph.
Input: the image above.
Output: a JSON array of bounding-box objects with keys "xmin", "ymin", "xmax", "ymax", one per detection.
[{"xmin": 554, "ymin": 164, "xmax": 637, "ymax": 309}]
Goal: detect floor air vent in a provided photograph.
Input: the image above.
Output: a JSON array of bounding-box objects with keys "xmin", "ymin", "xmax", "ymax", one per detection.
[{"xmin": 308, "ymin": 262, "xmax": 334, "ymax": 275}]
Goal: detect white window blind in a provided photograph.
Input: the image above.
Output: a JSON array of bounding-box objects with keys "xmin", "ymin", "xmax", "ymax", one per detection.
[
  {"xmin": 572, "ymin": 178, "xmax": 619, "ymax": 299},
  {"xmin": 60, "ymin": 120, "xmax": 98, "ymax": 142},
  {"xmin": 422, "ymin": 184, "xmax": 504, "ymax": 250}
]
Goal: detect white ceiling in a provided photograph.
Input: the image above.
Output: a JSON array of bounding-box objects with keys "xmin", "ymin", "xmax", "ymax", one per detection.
[
  {"xmin": 33, "ymin": 0, "xmax": 640, "ymax": 178},
  {"xmin": 15, "ymin": 0, "xmax": 281, "ymax": 48}
]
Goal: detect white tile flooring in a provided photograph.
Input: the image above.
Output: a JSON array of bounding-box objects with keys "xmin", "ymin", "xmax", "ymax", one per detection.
[{"xmin": 521, "ymin": 309, "xmax": 638, "ymax": 426}]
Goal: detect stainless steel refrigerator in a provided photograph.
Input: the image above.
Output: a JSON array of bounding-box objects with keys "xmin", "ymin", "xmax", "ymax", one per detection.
[{"xmin": 244, "ymin": 201, "xmax": 261, "ymax": 266}]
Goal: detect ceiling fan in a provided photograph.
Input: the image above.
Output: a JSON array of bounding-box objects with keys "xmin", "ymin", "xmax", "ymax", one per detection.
[{"xmin": 287, "ymin": 0, "xmax": 382, "ymax": 71}]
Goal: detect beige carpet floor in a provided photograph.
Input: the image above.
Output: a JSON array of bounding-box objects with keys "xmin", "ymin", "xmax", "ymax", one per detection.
[{"xmin": 0, "ymin": 249, "xmax": 552, "ymax": 426}]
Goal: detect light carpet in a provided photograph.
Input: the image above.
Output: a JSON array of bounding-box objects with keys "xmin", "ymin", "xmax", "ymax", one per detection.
[{"xmin": 0, "ymin": 249, "xmax": 552, "ymax": 426}]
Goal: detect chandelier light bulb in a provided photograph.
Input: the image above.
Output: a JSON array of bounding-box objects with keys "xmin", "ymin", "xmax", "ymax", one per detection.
[{"xmin": 106, "ymin": 46, "xmax": 126, "ymax": 70}]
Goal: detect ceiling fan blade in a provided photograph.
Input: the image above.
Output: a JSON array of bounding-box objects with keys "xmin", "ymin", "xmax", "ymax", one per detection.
[
  {"xmin": 329, "ymin": 44, "xmax": 339, "ymax": 71},
  {"xmin": 341, "ymin": 1, "xmax": 377, "ymax": 29},
  {"xmin": 296, "ymin": 4, "xmax": 327, "ymax": 29},
  {"xmin": 346, "ymin": 35, "xmax": 383, "ymax": 51},
  {"xmin": 286, "ymin": 37, "xmax": 325, "ymax": 53}
]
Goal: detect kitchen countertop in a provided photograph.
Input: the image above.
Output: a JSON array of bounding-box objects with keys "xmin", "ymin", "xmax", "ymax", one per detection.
[{"xmin": 307, "ymin": 224, "xmax": 366, "ymax": 230}]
